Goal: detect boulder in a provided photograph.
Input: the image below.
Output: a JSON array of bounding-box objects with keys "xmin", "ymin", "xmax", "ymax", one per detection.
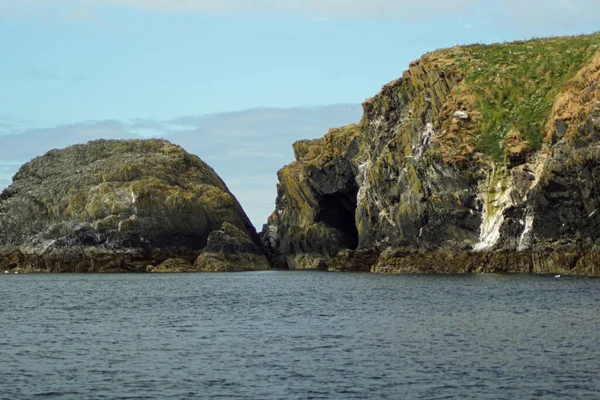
[
  {"xmin": 194, "ymin": 222, "xmax": 270, "ymax": 272},
  {"xmin": 0, "ymin": 139, "xmax": 267, "ymax": 272}
]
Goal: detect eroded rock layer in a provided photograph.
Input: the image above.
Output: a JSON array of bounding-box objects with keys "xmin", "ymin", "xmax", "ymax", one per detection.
[
  {"xmin": 0, "ymin": 139, "xmax": 269, "ymax": 272},
  {"xmin": 263, "ymin": 33, "xmax": 600, "ymax": 275}
]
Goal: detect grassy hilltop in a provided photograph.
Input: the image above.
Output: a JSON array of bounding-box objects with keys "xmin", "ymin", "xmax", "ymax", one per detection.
[{"xmin": 416, "ymin": 33, "xmax": 600, "ymax": 162}]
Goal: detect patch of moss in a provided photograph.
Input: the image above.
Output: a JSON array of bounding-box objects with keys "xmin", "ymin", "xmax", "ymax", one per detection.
[
  {"xmin": 453, "ymin": 34, "xmax": 600, "ymax": 161},
  {"xmin": 405, "ymin": 162, "xmax": 423, "ymax": 193}
]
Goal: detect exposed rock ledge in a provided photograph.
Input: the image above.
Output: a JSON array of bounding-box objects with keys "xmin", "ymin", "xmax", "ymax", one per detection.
[
  {"xmin": 0, "ymin": 139, "xmax": 269, "ymax": 273},
  {"xmin": 147, "ymin": 223, "xmax": 271, "ymax": 272}
]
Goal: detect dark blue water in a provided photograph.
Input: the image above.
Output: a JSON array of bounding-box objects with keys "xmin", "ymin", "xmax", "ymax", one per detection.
[{"xmin": 0, "ymin": 272, "xmax": 598, "ymax": 399}]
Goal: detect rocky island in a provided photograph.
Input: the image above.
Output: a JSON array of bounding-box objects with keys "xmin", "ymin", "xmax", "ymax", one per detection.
[
  {"xmin": 262, "ymin": 33, "xmax": 600, "ymax": 276},
  {"xmin": 0, "ymin": 139, "xmax": 269, "ymax": 272},
  {"xmin": 2, "ymin": 33, "xmax": 600, "ymax": 276}
]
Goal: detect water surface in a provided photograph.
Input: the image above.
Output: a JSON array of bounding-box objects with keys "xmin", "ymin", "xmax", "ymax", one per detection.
[{"xmin": 0, "ymin": 272, "xmax": 598, "ymax": 399}]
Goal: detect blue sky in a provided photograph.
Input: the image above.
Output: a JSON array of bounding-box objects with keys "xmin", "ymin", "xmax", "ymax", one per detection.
[
  {"xmin": 2, "ymin": 0, "xmax": 598, "ymax": 130},
  {"xmin": 0, "ymin": 0, "xmax": 599, "ymax": 227}
]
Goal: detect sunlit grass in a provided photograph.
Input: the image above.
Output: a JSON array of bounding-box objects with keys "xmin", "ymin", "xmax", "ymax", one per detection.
[{"xmin": 452, "ymin": 34, "xmax": 600, "ymax": 161}]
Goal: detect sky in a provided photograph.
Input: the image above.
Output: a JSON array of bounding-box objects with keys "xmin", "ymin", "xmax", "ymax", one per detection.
[{"xmin": 1, "ymin": 0, "xmax": 599, "ymax": 227}]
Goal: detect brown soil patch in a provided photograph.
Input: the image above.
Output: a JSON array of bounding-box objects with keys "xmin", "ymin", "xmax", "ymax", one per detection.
[{"xmin": 545, "ymin": 50, "xmax": 600, "ymax": 143}]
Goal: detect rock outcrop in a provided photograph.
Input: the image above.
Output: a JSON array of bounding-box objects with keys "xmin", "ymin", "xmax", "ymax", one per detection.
[
  {"xmin": 0, "ymin": 139, "xmax": 269, "ymax": 272},
  {"xmin": 194, "ymin": 222, "xmax": 271, "ymax": 272},
  {"xmin": 263, "ymin": 33, "xmax": 600, "ymax": 276}
]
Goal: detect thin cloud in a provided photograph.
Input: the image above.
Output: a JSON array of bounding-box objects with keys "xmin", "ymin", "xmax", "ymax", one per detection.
[
  {"xmin": 2, "ymin": 0, "xmax": 599, "ymax": 26},
  {"xmin": 16, "ymin": 67, "xmax": 91, "ymax": 82},
  {"xmin": 18, "ymin": 67, "xmax": 61, "ymax": 81},
  {"xmin": 207, "ymin": 148, "xmax": 288, "ymax": 161},
  {"xmin": 0, "ymin": 0, "xmax": 476, "ymax": 18},
  {"xmin": 500, "ymin": 0, "xmax": 600, "ymax": 27},
  {"xmin": 0, "ymin": 115, "xmax": 34, "ymax": 136},
  {"xmin": 105, "ymin": 0, "xmax": 477, "ymax": 16}
]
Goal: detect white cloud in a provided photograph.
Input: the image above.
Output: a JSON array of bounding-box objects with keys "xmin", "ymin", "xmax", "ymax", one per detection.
[
  {"xmin": 0, "ymin": 0, "xmax": 476, "ymax": 18},
  {"xmin": 0, "ymin": 115, "xmax": 34, "ymax": 136},
  {"xmin": 106, "ymin": 0, "xmax": 476, "ymax": 15},
  {"xmin": 2, "ymin": 0, "xmax": 599, "ymax": 26},
  {"xmin": 500, "ymin": 0, "xmax": 600, "ymax": 26}
]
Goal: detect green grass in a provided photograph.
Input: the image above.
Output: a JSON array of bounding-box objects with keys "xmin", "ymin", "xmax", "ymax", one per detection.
[{"xmin": 452, "ymin": 33, "xmax": 600, "ymax": 161}]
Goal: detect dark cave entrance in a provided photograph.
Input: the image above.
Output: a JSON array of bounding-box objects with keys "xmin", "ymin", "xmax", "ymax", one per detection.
[{"xmin": 316, "ymin": 186, "xmax": 359, "ymax": 250}]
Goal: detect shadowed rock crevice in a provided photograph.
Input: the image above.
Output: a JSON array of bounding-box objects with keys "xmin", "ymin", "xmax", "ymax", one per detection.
[
  {"xmin": 316, "ymin": 187, "xmax": 359, "ymax": 250},
  {"xmin": 151, "ymin": 233, "xmax": 209, "ymax": 250},
  {"xmin": 260, "ymin": 124, "xmax": 364, "ymax": 269}
]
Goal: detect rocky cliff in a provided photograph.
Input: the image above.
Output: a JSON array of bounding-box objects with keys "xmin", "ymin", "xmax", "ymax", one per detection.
[
  {"xmin": 0, "ymin": 139, "xmax": 269, "ymax": 272},
  {"xmin": 263, "ymin": 33, "xmax": 600, "ymax": 275}
]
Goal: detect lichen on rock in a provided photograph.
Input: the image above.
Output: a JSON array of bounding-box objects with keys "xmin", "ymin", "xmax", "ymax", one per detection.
[
  {"xmin": 147, "ymin": 258, "xmax": 192, "ymax": 273},
  {"xmin": 194, "ymin": 222, "xmax": 270, "ymax": 272},
  {"xmin": 0, "ymin": 139, "xmax": 268, "ymax": 273}
]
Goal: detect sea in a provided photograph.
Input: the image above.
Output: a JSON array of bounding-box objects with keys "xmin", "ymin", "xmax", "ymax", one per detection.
[{"xmin": 0, "ymin": 271, "xmax": 598, "ymax": 399}]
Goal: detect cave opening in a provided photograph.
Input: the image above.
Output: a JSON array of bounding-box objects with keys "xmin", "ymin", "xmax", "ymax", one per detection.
[{"xmin": 317, "ymin": 186, "xmax": 359, "ymax": 250}]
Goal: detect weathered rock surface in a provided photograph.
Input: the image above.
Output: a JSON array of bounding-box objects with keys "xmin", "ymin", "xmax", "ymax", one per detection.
[
  {"xmin": 263, "ymin": 33, "xmax": 600, "ymax": 276},
  {"xmin": 193, "ymin": 222, "xmax": 270, "ymax": 272},
  {"xmin": 146, "ymin": 223, "xmax": 270, "ymax": 273},
  {"xmin": 0, "ymin": 139, "xmax": 269, "ymax": 272},
  {"xmin": 147, "ymin": 258, "xmax": 192, "ymax": 273}
]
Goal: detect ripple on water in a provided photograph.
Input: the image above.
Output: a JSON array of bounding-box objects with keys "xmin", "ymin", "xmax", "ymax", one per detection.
[{"xmin": 0, "ymin": 272, "xmax": 598, "ymax": 399}]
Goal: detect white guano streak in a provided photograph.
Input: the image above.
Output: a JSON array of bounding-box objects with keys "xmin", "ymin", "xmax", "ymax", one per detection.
[
  {"xmin": 356, "ymin": 160, "xmax": 372, "ymax": 208},
  {"xmin": 130, "ymin": 189, "xmax": 138, "ymax": 215},
  {"xmin": 473, "ymin": 173, "xmax": 514, "ymax": 252},
  {"xmin": 517, "ymin": 213, "xmax": 534, "ymax": 251}
]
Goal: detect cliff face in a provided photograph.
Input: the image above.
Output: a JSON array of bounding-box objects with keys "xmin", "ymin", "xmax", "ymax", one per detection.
[
  {"xmin": 0, "ymin": 139, "xmax": 269, "ymax": 272},
  {"xmin": 263, "ymin": 33, "xmax": 600, "ymax": 275}
]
